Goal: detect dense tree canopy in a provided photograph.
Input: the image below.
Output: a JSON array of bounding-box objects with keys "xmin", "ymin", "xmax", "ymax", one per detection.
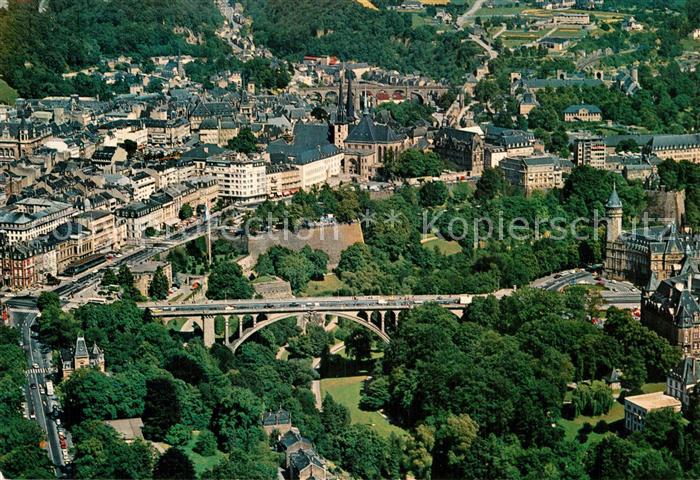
[
  {"xmin": 206, "ymin": 261, "xmax": 254, "ymax": 300},
  {"xmin": 240, "ymin": 0, "xmax": 484, "ymax": 83},
  {"xmin": 0, "ymin": 0, "xmax": 228, "ymax": 97}
]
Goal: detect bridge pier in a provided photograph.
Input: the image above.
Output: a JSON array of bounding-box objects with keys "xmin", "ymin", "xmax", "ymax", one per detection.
[
  {"xmin": 238, "ymin": 315, "xmax": 243, "ymax": 338},
  {"xmin": 201, "ymin": 316, "xmax": 215, "ymax": 348},
  {"xmin": 224, "ymin": 316, "xmax": 230, "ymax": 346}
]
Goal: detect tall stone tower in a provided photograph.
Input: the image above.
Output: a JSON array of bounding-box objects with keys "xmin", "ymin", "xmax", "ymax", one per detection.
[
  {"xmin": 604, "ymin": 183, "xmax": 624, "ymax": 280},
  {"xmin": 330, "ymin": 70, "xmax": 349, "ymax": 148},
  {"xmin": 606, "ymin": 183, "xmax": 623, "ymax": 243}
]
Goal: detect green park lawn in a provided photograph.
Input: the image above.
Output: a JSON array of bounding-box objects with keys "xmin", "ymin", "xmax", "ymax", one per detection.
[
  {"xmin": 422, "ymin": 237, "xmax": 463, "ymax": 255},
  {"xmin": 182, "ymin": 431, "xmax": 227, "ymax": 476},
  {"xmin": 252, "ymin": 274, "xmax": 278, "ymax": 284},
  {"xmin": 166, "ymin": 318, "xmax": 189, "ymax": 332},
  {"xmin": 320, "ymin": 376, "xmax": 408, "ymax": 439},
  {"xmin": 303, "ymin": 274, "xmax": 347, "ymax": 297},
  {"xmin": 552, "ymin": 27, "xmax": 587, "ymax": 38},
  {"xmin": 476, "ymin": 6, "xmax": 527, "ymax": 16},
  {"xmin": 559, "ymin": 401, "xmax": 624, "ymax": 445},
  {"xmin": 681, "ymin": 38, "xmax": 700, "ymax": 51},
  {"xmin": 0, "ymin": 79, "xmax": 18, "ymax": 105},
  {"xmin": 559, "ymin": 382, "xmax": 667, "ymax": 446}
]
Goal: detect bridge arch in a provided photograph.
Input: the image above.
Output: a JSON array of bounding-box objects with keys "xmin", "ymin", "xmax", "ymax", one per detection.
[
  {"xmin": 229, "ymin": 310, "xmax": 390, "ymax": 353},
  {"xmin": 324, "ymin": 91, "xmax": 338, "ymax": 104},
  {"xmin": 305, "ymin": 91, "xmax": 323, "ymax": 104},
  {"xmin": 410, "ymin": 91, "xmax": 426, "ymax": 104}
]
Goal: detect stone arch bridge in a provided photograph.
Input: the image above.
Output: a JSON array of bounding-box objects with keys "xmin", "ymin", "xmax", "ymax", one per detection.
[
  {"xmin": 296, "ymin": 82, "xmax": 451, "ymax": 109},
  {"xmin": 144, "ymin": 294, "xmax": 492, "ymax": 353}
]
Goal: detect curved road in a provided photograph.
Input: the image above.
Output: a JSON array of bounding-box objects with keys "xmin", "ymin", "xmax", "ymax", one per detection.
[
  {"xmin": 457, "ymin": 0, "xmax": 488, "ymax": 26},
  {"xmin": 532, "ymin": 270, "xmax": 641, "ymax": 309}
]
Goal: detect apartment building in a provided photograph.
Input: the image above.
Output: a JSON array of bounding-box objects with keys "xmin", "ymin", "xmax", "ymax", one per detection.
[
  {"xmin": 205, "ymin": 153, "xmax": 267, "ymax": 204},
  {"xmin": 0, "ymin": 241, "xmax": 57, "ymax": 289},
  {"xmin": 116, "ymin": 199, "xmax": 164, "ymax": 241},
  {"xmin": 116, "ymin": 178, "xmax": 219, "ymax": 241},
  {"xmin": 574, "ymin": 137, "xmax": 606, "ymax": 168},
  {"xmin": 199, "ymin": 118, "xmax": 240, "ymax": 147},
  {"xmin": 143, "ymin": 160, "xmax": 196, "ymax": 189},
  {"xmin": 132, "ymin": 171, "xmax": 156, "ymax": 201},
  {"xmin": 499, "ymin": 156, "xmax": 566, "ymax": 193},
  {"xmin": 102, "ymin": 123, "xmax": 149, "ymax": 150},
  {"xmin": 267, "ymin": 164, "xmax": 302, "ymax": 198},
  {"xmin": 74, "ymin": 210, "xmax": 124, "ymax": 253},
  {"xmin": 0, "ymin": 198, "xmax": 77, "ymax": 244}
]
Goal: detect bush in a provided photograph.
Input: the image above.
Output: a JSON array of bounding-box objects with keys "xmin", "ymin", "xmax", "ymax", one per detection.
[
  {"xmin": 193, "ymin": 430, "xmax": 218, "ymax": 457},
  {"xmin": 580, "ymin": 422, "xmax": 593, "ymax": 434},
  {"xmin": 594, "ymin": 420, "xmax": 609, "ymax": 434},
  {"xmin": 165, "ymin": 424, "xmax": 191, "ymax": 447}
]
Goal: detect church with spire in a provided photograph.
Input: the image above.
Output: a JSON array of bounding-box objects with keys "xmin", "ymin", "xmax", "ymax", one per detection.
[
  {"xmin": 329, "ymin": 69, "xmax": 353, "ymax": 149},
  {"xmin": 327, "ymin": 68, "xmax": 408, "ymax": 181}
]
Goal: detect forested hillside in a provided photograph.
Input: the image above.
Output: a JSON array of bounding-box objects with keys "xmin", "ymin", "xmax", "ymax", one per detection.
[
  {"xmin": 0, "ymin": 0, "xmax": 227, "ymax": 98},
  {"xmin": 239, "ymin": 0, "xmax": 484, "ymax": 83}
]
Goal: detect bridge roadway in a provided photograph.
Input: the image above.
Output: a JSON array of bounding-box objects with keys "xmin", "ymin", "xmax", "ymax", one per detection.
[
  {"xmin": 144, "ymin": 280, "xmax": 640, "ymax": 352},
  {"xmin": 144, "ymin": 294, "xmax": 478, "ymax": 317},
  {"xmin": 143, "ymin": 292, "xmax": 512, "ymax": 352}
]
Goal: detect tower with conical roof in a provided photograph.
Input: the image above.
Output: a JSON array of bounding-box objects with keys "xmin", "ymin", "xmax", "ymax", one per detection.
[{"xmin": 606, "ymin": 182, "xmax": 623, "ymax": 243}]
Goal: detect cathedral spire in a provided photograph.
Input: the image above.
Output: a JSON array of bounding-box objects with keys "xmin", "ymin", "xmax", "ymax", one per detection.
[
  {"xmin": 345, "ymin": 70, "xmax": 355, "ymax": 123},
  {"xmin": 336, "ymin": 69, "xmax": 346, "ymax": 124}
]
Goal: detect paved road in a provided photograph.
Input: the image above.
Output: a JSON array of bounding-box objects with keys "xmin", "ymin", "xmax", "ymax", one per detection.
[
  {"xmin": 532, "ymin": 270, "xmax": 641, "ymax": 309},
  {"xmin": 492, "ymin": 25, "xmax": 507, "ymax": 39},
  {"xmin": 16, "ymin": 310, "xmax": 64, "ymax": 475},
  {"xmin": 143, "ymin": 292, "xmax": 516, "ymax": 317},
  {"xmin": 457, "ymin": 0, "xmax": 488, "ymax": 26},
  {"xmin": 467, "ymin": 34, "xmax": 498, "ymax": 59},
  {"xmin": 49, "ymin": 211, "xmax": 237, "ymax": 301}
]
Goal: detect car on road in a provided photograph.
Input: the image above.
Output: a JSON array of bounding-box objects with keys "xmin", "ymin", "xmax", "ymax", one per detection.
[{"xmin": 30, "ymin": 383, "xmax": 37, "ymax": 390}]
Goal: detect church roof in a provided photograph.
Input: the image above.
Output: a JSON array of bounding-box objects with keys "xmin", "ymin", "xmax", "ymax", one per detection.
[{"xmin": 346, "ymin": 115, "xmax": 403, "ymax": 144}]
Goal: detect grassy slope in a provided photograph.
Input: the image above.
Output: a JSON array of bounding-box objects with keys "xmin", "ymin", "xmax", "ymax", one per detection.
[
  {"xmin": 302, "ymin": 274, "xmax": 347, "ymax": 297},
  {"xmin": 320, "ymin": 376, "xmax": 408, "ymax": 438},
  {"xmin": 182, "ymin": 431, "xmax": 227, "ymax": 476},
  {"xmin": 558, "ymin": 382, "xmax": 667, "ymax": 446},
  {"xmin": 0, "ymin": 79, "xmax": 18, "ymax": 105},
  {"xmin": 422, "ymin": 237, "xmax": 463, "ymax": 255}
]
